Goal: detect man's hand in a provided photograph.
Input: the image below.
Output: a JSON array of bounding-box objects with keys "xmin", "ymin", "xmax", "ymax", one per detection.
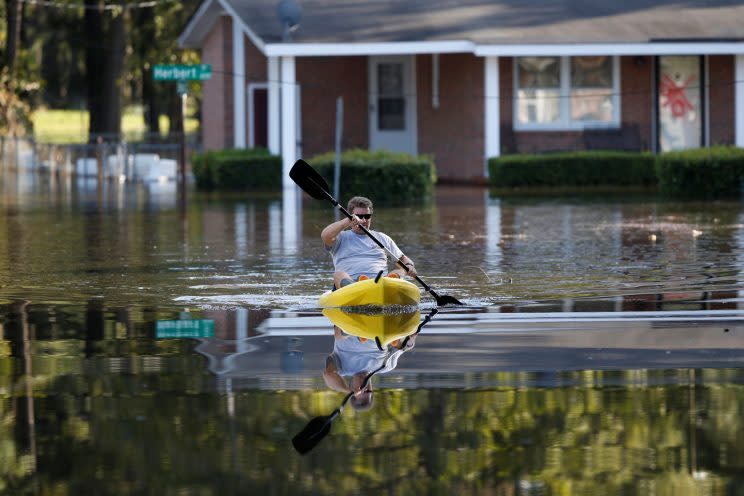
[
  {"xmin": 397, "ymin": 259, "xmax": 417, "ymax": 278},
  {"xmin": 406, "ymin": 264, "xmax": 418, "ymax": 278}
]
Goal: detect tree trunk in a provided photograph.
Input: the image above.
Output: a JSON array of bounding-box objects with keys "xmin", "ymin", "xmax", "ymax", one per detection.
[
  {"xmin": 4, "ymin": 0, "xmax": 22, "ymax": 69},
  {"xmin": 133, "ymin": 6, "xmax": 160, "ymax": 138},
  {"xmin": 142, "ymin": 70, "xmax": 160, "ymax": 139},
  {"xmin": 84, "ymin": 3, "xmax": 126, "ymax": 142}
]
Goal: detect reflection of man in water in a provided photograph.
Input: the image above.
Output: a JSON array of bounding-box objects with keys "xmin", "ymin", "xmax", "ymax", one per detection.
[{"xmin": 323, "ymin": 326, "xmax": 416, "ymax": 411}]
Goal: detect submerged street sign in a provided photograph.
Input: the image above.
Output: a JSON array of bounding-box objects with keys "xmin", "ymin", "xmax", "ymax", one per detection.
[
  {"xmin": 153, "ymin": 64, "xmax": 212, "ymax": 81},
  {"xmin": 156, "ymin": 319, "xmax": 214, "ymax": 339}
]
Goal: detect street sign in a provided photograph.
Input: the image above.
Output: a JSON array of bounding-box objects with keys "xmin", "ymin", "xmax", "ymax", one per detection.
[
  {"xmin": 156, "ymin": 319, "xmax": 215, "ymax": 339},
  {"xmin": 153, "ymin": 64, "xmax": 212, "ymax": 81}
]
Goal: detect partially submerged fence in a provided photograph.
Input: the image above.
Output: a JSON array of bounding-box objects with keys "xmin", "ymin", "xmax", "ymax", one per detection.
[{"xmin": 0, "ymin": 135, "xmax": 201, "ymax": 182}]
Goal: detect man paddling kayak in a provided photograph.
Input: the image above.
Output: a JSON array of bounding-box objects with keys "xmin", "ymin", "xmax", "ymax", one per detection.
[{"xmin": 321, "ymin": 196, "xmax": 417, "ymax": 289}]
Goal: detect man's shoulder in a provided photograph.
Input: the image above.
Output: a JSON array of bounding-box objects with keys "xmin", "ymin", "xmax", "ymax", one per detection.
[
  {"xmin": 372, "ymin": 230, "xmax": 395, "ymax": 243},
  {"xmin": 368, "ymin": 229, "xmax": 389, "ymax": 238}
]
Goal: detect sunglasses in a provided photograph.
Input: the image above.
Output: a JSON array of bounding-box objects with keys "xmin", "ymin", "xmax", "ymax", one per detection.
[{"xmin": 354, "ymin": 214, "xmax": 373, "ymax": 220}]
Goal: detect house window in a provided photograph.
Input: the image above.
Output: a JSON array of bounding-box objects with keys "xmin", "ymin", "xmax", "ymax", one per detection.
[{"xmin": 514, "ymin": 56, "xmax": 620, "ymax": 130}]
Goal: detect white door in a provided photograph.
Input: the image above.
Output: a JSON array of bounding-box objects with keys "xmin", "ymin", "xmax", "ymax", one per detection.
[
  {"xmin": 658, "ymin": 55, "xmax": 703, "ymax": 152},
  {"xmin": 368, "ymin": 56, "xmax": 417, "ymax": 155}
]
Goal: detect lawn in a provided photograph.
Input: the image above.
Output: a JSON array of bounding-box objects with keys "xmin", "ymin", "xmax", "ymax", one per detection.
[{"xmin": 32, "ymin": 106, "xmax": 200, "ymax": 143}]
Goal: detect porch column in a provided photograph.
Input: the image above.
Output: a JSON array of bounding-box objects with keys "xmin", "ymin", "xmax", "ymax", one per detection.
[
  {"xmin": 736, "ymin": 55, "xmax": 744, "ymax": 147},
  {"xmin": 232, "ymin": 19, "xmax": 246, "ymax": 148},
  {"xmin": 281, "ymin": 56, "xmax": 297, "ymax": 189},
  {"xmin": 268, "ymin": 56, "xmax": 281, "ymax": 155},
  {"xmin": 484, "ymin": 56, "xmax": 500, "ymax": 177}
]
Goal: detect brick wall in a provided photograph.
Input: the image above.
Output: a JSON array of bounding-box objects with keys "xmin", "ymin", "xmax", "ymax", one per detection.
[
  {"xmin": 417, "ymin": 53, "xmax": 485, "ymax": 182},
  {"xmin": 201, "ymin": 16, "xmax": 233, "ymax": 150},
  {"xmin": 245, "ymin": 34, "xmax": 267, "ymax": 83},
  {"xmin": 296, "ymin": 57, "xmax": 368, "ymax": 158},
  {"xmin": 708, "ymin": 55, "xmax": 735, "ymax": 146},
  {"xmin": 619, "ymin": 56, "xmax": 653, "ymax": 151}
]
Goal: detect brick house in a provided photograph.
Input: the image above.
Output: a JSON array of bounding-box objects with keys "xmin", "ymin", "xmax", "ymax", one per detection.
[{"xmin": 179, "ymin": 0, "xmax": 744, "ymax": 184}]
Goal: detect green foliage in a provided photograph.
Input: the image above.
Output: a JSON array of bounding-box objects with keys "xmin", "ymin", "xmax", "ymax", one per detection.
[
  {"xmin": 0, "ymin": 63, "xmax": 40, "ymax": 137},
  {"xmin": 488, "ymin": 151, "xmax": 657, "ymax": 188},
  {"xmin": 308, "ymin": 148, "xmax": 436, "ymax": 203},
  {"xmin": 656, "ymin": 146, "xmax": 744, "ymax": 198},
  {"xmin": 191, "ymin": 148, "xmax": 281, "ymax": 191}
]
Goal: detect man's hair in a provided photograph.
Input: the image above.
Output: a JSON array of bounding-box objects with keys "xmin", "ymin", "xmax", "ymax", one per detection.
[{"xmin": 347, "ymin": 196, "xmax": 373, "ymax": 213}]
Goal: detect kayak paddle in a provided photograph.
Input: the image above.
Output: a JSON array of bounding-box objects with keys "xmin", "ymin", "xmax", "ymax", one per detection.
[
  {"xmin": 289, "ymin": 159, "xmax": 463, "ymax": 306},
  {"xmin": 292, "ymin": 355, "xmax": 387, "ymax": 455}
]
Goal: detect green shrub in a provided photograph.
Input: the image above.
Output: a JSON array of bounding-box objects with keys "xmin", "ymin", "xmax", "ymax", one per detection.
[
  {"xmin": 656, "ymin": 146, "xmax": 744, "ymax": 197},
  {"xmin": 307, "ymin": 149, "xmax": 436, "ymax": 203},
  {"xmin": 488, "ymin": 151, "xmax": 657, "ymax": 188},
  {"xmin": 191, "ymin": 148, "xmax": 281, "ymax": 191}
]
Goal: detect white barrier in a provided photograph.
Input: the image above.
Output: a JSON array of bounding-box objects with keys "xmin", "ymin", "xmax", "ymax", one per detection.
[
  {"xmin": 143, "ymin": 158, "xmax": 177, "ymax": 182},
  {"xmin": 75, "ymin": 158, "xmax": 98, "ymax": 177},
  {"xmin": 71, "ymin": 152, "xmax": 180, "ymax": 182},
  {"xmin": 132, "ymin": 153, "xmax": 160, "ymax": 179},
  {"xmin": 18, "ymin": 150, "xmax": 34, "ymax": 169},
  {"xmin": 105, "ymin": 154, "xmax": 132, "ymax": 178}
]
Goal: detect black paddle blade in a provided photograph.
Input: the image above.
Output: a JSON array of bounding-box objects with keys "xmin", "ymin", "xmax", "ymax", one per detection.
[
  {"xmin": 292, "ymin": 415, "xmax": 334, "ymax": 455},
  {"xmin": 289, "ymin": 159, "xmax": 332, "ymax": 201},
  {"xmin": 434, "ymin": 294, "xmax": 464, "ymax": 306}
]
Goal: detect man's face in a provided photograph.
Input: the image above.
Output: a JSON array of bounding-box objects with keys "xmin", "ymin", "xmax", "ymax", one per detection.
[{"xmin": 351, "ymin": 207, "xmax": 372, "ymax": 233}]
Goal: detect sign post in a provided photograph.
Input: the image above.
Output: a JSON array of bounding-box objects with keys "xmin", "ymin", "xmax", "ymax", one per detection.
[{"xmin": 152, "ymin": 64, "xmax": 212, "ymax": 202}]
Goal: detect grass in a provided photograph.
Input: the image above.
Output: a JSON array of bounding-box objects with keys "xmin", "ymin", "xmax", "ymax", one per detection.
[{"xmin": 32, "ymin": 106, "xmax": 200, "ymax": 143}]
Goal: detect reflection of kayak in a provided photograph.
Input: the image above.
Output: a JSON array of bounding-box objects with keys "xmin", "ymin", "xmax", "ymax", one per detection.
[
  {"xmin": 322, "ymin": 307, "xmax": 421, "ymax": 347},
  {"xmin": 318, "ymin": 276, "xmax": 420, "ymax": 308}
]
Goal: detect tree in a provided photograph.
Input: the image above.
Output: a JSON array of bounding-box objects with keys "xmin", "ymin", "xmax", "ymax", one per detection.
[
  {"xmin": 126, "ymin": 0, "xmax": 201, "ymax": 139},
  {"xmin": 4, "ymin": 0, "xmax": 21, "ymax": 69},
  {"xmin": 84, "ymin": 2, "xmax": 126, "ymax": 142}
]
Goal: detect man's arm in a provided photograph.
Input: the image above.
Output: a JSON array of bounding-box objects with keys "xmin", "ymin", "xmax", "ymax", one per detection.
[
  {"xmin": 323, "ymin": 354, "xmax": 351, "ymax": 393},
  {"xmin": 321, "ymin": 217, "xmax": 353, "ymax": 247},
  {"xmin": 396, "ymin": 255, "xmax": 417, "ymax": 278}
]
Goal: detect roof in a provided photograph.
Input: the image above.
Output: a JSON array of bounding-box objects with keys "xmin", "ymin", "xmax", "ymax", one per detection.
[{"xmin": 180, "ymin": 0, "xmax": 744, "ymax": 55}]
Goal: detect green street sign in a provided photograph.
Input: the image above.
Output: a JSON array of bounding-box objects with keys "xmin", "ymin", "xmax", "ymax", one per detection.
[
  {"xmin": 156, "ymin": 319, "xmax": 215, "ymax": 339},
  {"xmin": 153, "ymin": 64, "xmax": 212, "ymax": 81}
]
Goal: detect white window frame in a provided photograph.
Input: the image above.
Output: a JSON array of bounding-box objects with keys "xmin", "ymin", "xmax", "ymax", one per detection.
[{"xmin": 513, "ymin": 56, "xmax": 621, "ymax": 131}]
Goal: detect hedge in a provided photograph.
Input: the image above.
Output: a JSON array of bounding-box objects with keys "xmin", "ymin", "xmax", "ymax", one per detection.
[
  {"xmin": 192, "ymin": 148, "xmax": 281, "ymax": 190},
  {"xmin": 656, "ymin": 146, "xmax": 744, "ymax": 197},
  {"xmin": 488, "ymin": 151, "xmax": 657, "ymax": 188},
  {"xmin": 307, "ymin": 149, "xmax": 436, "ymax": 203}
]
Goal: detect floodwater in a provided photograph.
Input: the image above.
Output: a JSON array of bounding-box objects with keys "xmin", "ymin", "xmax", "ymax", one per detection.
[{"xmin": 2, "ymin": 172, "xmax": 744, "ymax": 494}]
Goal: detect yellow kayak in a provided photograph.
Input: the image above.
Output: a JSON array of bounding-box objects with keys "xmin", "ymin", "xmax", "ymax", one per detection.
[
  {"xmin": 318, "ymin": 276, "xmax": 421, "ymax": 308},
  {"xmin": 322, "ymin": 307, "xmax": 421, "ymax": 347}
]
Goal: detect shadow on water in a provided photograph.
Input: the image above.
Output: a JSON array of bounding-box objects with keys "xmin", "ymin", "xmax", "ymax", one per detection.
[{"xmin": 3, "ymin": 173, "xmax": 744, "ymax": 491}]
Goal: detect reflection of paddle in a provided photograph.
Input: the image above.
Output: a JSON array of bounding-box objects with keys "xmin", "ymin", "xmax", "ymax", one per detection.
[
  {"xmin": 289, "ymin": 159, "xmax": 463, "ymax": 307},
  {"xmin": 400, "ymin": 308, "xmax": 439, "ymax": 348},
  {"xmin": 291, "ymin": 308, "xmax": 440, "ymax": 454},
  {"xmin": 292, "ymin": 357, "xmax": 387, "ymax": 455}
]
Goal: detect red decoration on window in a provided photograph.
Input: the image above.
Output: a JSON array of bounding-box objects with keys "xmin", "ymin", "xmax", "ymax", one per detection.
[{"xmin": 660, "ymin": 74, "xmax": 696, "ymax": 118}]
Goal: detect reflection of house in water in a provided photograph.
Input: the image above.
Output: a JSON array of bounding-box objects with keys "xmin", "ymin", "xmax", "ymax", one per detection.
[
  {"xmin": 192, "ymin": 306, "xmax": 744, "ymax": 392},
  {"xmin": 194, "ymin": 309, "xmax": 330, "ymax": 393},
  {"xmin": 200, "ymin": 196, "xmax": 301, "ymax": 259}
]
